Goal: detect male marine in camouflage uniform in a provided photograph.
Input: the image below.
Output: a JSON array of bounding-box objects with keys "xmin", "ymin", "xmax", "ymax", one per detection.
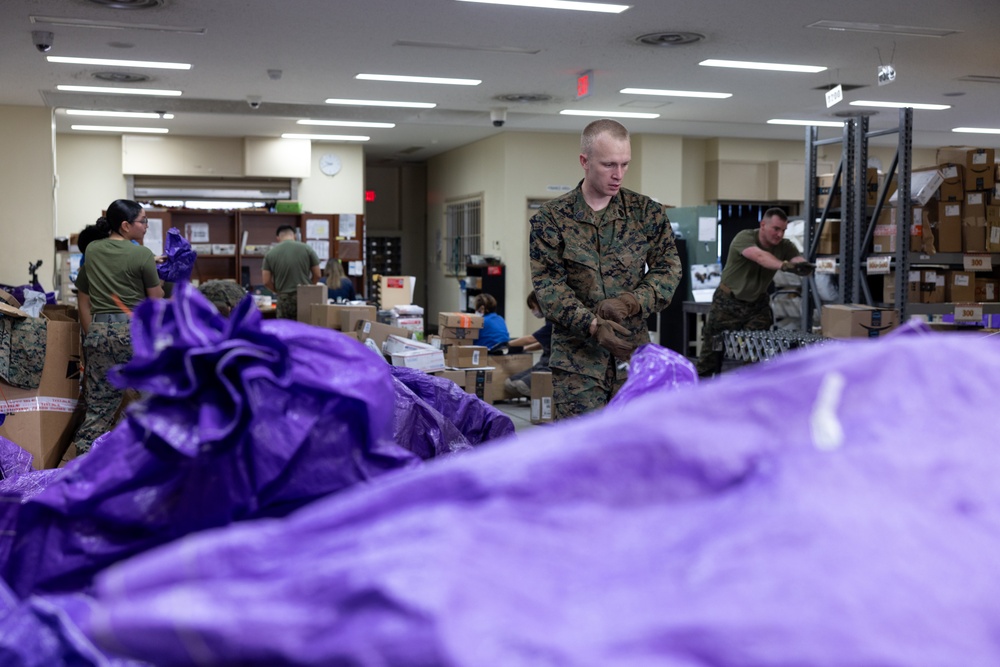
[
  {"xmin": 695, "ymin": 208, "xmax": 813, "ymax": 377},
  {"xmin": 199, "ymin": 280, "xmax": 248, "ymax": 316},
  {"xmin": 530, "ymin": 119, "xmax": 681, "ymax": 420}
]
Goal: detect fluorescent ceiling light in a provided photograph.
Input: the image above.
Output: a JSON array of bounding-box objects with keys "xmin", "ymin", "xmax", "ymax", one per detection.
[
  {"xmin": 952, "ymin": 127, "xmax": 1000, "ymax": 134},
  {"xmin": 620, "ymin": 87, "xmax": 731, "ymax": 99},
  {"xmin": 806, "ymin": 20, "xmax": 958, "ymax": 38},
  {"xmin": 700, "ymin": 59, "xmax": 827, "ymax": 73},
  {"xmin": 57, "ymin": 85, "xmax": 182, "ymax": 96},
  {"xmin": 356, "ymin": 73, "xmax": 481, "ymax": 86},
  {"xmin": 30, "ymin": 14, "xmax": 206, "ymax": 34},
  {"xmin": 559, "ymin": 109, "xmax": 659, "ymax": 119},
  {"xmin": 325, "ymin": 98, "xmax": 436, "ymax": 109},
  {"xmin": 850, "ymin": 100, "xmax": 950, "ymax": 110},
  {"xmin": 65, "ymin": 109, "xmax": 174, "ymax": 119},
  {"xmin": 47, "ymin": 56, "xmax": 191, "ymax": 70},
  {"xmin": 767, "ymin": 119, "xmax": 845, "ymax": 127},
  {"xmin": 281, "ymin": 133, "xmax": 370, "ymax": 142},
  {"xmin": 71, "ymin": 125, "xmax": 168, "ymax": 133},
  {"xmin": 455, "ymin": 0, "xmax": 629, "ymax": 13},
  {"xmin": 297, "ymin": 119, "xmax": 395, "ymax": 128}
]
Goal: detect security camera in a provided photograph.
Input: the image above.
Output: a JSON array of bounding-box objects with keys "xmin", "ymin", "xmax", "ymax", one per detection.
[
  {"xmin": 32, "ymin": 30, "xmax": 54, "ymax": 53},
  {"xmin": 246, "ymin": 95, "xmax": 262, "ymax": 110},
  {"xmin": 490, "ymin": 107, "xmax": 507, "ymax": 128}
]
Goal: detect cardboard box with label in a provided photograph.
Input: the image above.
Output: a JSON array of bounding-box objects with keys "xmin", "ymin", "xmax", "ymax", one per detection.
[
  {"xmin": 488, "ymin": 353, "xmax": 535, "ymax": 400},
  {"xmin": 889, "ymin": 167, "xmax": 943, "ymax": 207},
  {"xmin": 379, "ymin": 276, "xmax": 416, "ymax": 310},
  {"xmin": 354, "ymin": 319, "xmax": 418, "ymax": 353},
  {"xmin": 389, "ymin": 348, "xmax": 446, "ymax": 372},
  {"xmin": 937, "ymin": 163, "xmax": 965, "ymax": 202},
  {"xmin": 821, "ymin": 304, "xmax": 899, "ymax": 339},
  {"xmin": 0, "ymin": 309, "xmax": 84, "ymax": 469},
  {"xmin": 883, "ymin": 270, "xmax": 921, "ymax": 305},
  {"xmin": 919, "ymin": 269, "xmax": 946, "ymax": 304},
  {"xmin": 936, "ymin": 147, "xmax": 997, "ymax": 191},
  {"xmin": 465, "ymin": 369, "xmax": 496, "ymax": 403},
  {"xmin": 816, "ymin": 168, "xmax": 879, "ymax": 209},
  {"xmin": 891, "ymin": 205, "xmax": 936, "ymax": 253},
  {"xmin": 296, "ymin": 284, "xmax": 326, "ymax": 323},
  {"xmin": 947, "ymin": 270, "xmax": 977, "ymax": 303},
  {"xmin": 987, "ymin": 208, "xmax": 1000, "ymax": 253},
  {"xmin": 438, "ymin": 312, "xmax": 484, "ymax": 329},
  {"xmin": 963, "ymin": 220, "xmax": 987, "ymax": 253},
  {"xmin": 445, "ymin": 345, "xmax": 489, "ymax": 369},
  {"xmin": 975, "ymin": 278, "xmax": 999, "ymax": 303},
  {"xmin": 936, "ymin": 201, "xmax": 964, "ymax": 253},
  {"xmin": 530, "ymin": 371, "xmax": 554, "ymax": 424}
]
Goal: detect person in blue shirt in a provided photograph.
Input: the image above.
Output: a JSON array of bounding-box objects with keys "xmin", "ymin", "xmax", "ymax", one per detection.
[
  {"xmin": 472, "ymin": 293, "xmax": 510, "ymax": 351},
  {"xmin": 504, "ymin": 291, "xmax": 552, "ymax": 397},
  {"xmin": 325, "ymin": 259, "xmax": 356, "ymax": 302}
]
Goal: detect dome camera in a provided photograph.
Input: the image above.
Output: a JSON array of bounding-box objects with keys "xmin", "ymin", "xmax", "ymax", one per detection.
[
  {"xmin": 246, "ymin": 95, "xmax": 262, "ymax": 110},
  {"xmin": 32, "ymin": 30, "xmax": 54, "ymax": 53},
  {"xmin": 490, "ymin": 107, "xmax": 507, "ymax": 128}
]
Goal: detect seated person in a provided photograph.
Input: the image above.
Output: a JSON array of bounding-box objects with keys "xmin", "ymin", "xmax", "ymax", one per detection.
[
  {"xmin": 325, "ymin": 260, "xmax": 356, "ymax": 302},
  {"xmin": 472, "ymin": 293, "xmax": 510, "ymax": 351},
  {"xmin": 199, "ymin": 280, "xmax": 248, "ymax": 317},
  {"xmin": 504, "ymin": 291, "xmax": 552, "ymax": 398}
]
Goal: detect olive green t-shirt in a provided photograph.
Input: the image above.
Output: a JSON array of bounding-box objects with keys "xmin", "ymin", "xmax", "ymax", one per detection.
[
  {"xmin": 261, "ymin": 240, "xmax": 320, "ymax": 294},
  {"xmin": 720, "ymin": 228, "xmax": 799, "ymax": 301},
  {"xmin": 75, "ymin": 239, "xmax": 160, "ymax": 313}
]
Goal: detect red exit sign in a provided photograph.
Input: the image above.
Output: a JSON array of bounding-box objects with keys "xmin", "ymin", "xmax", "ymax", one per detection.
[{"xmin": 576, "ymin": 70, "xmax": 592, "ymax": 99}]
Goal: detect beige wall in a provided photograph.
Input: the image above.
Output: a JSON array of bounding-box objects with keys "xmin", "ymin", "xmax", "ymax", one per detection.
[
  {"xmin": 56, "ymin": 134, "xmax": 127, "ymax": 237},
  {"xmin": 0, "ymin": 106, "xmax": 55, "ymax": 287},
  {"xmin": 298, "ymin": 143, "xmax": 365, "ymax": 215}
]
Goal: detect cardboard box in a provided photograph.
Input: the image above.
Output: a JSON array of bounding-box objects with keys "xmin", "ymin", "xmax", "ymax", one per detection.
[
  {"xmin": 965, "ymin": 191, "xmax": 988, "ymax": 221},
  {"xmin": 975, "ymin": 278, "xmax": 999, "ymax": 302},
  {"xmin": 438, "ymin": 312, "xmax": 484, "ymax": 329},
  {"xmin": 465, "ymin": 369, "xmax": 496, "ymax": 403},
  {"xmin": 936, "ymin": 202, "xmax": 964, "ymax": 253},
  {"xmin": 918, "ymin": 269, "xmax": 946, "ymax": 304},
  {"xmin": 816, "ymin": 219, "xmax": 840, "ymax": 255},
  {"xmin": 432, "ymin": 369, "xmax": 467, "ymax": 385},
  {"xmin": 438, "ymin": 325, "xmax": 482, "ymax": 341},
  {"xmin": 354, "ymin": 319, "xmax": 418, "ymax": 352},
  {"xmin": 445, "ymin": 345, "xmax": 489, "ymax": 368},
  {"xmin": 937, "ymin": 163, "xmax": 965, "ymax": 202},
  {"xmin": 816, "ymin": 168, "xmax": 878, "ymax": 208},
  {"xmin": 530, "ymin": 371, "xmax": 554, "ymax": 424},
  {"xmin": 891, "ymin": 206, "xmax": 936, "ymax": 253},
  {"xmin": 379, "ymin": 275, "xmax": 416, "ymax": 310},
  {"xmin": 821, "ymin": 304, "xmax": 899, "ymax": 339},
  {"xmin": 0, "ymin": 310, "xmax": 84, "ymax": 469},
  {"xmin": 963, "ymin": 220, "xmax": 987, "ymax": 253},
  {"xmin": 936, "ymin": 147, "xmax": 996, "ymax": 191},
  {"xmin": 309, "ymin": 303, "xmax": 377, "ymax": 331},
  {"xmin": 889, "ymin": 167, "xmax": 943, "ymax": 207},
  {"xmin": 488, "ymin": 353, "xmax": 535, "ymax": 400},
  {"xmin": 947, "ymin": 270, "xmax": 977, "ymax": 303},
  {"xmin": 883, "ymin": 270, "xmax": 921, "ymax": 305},
  {"xmin": 987, "ymin": 215, "xmax": 1000, "ymax": 253},
  {"xmin": 296, "ymin": 284, "xmax": 326, "ymax": 323}
]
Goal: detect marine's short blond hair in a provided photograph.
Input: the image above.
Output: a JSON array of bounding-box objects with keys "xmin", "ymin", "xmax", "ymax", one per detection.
[{"xmin": 581, "ymin": 119, "xmax": 630, "ymax": 157}]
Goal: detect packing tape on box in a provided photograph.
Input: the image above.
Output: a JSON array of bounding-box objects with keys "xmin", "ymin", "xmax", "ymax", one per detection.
[{"xmin": 0, "ymin": 396, "xmax": 79, "ymax": 414}]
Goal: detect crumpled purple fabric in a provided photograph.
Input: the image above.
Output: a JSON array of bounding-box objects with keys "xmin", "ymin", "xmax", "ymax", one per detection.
[
  {"xmin": 25, "ymin": 328, "xmax": 1000, "ymax": 666},
  {"xmin": 0, "ymin": 436, "xmax": 34, "ymax": 481},
  {"xmin": 389, "ymin": 366, "xmax": 514, "ymax": 456},
  {"xmin": 607, "ymin": 342, "xmax": 697, "ymax": 409},
  {"xmin": 0, "ymin": 283, "xmax": 418, "ymax": 598},
  {"xmin": 156, "ymin": 228, "xmax": 196, "ymax": 283}
]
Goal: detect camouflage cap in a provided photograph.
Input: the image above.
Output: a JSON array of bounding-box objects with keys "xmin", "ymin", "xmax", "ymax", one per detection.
[{"xmin": 198, "ymin": 280, "xmax": 248, "ymax": 316}]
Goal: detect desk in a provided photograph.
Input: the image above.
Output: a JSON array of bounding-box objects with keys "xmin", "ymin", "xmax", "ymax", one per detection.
[{"xmin": 682, "ymin": 301, "xmax": 712, "ymax": 359}]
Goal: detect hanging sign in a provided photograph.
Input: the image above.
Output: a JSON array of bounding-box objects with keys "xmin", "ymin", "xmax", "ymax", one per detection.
[
  {"xmin": 877, "ymin": 64, "xmax": 896, "ymax": 86},
  {"xmin": 825, "ymin": 84, "xmax": 843, "ymax": 108}
]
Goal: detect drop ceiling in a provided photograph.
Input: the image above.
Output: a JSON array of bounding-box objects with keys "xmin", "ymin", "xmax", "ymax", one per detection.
[{"xmin": 2, "ymin": 0, "xmax": 998, "ymax": 163}]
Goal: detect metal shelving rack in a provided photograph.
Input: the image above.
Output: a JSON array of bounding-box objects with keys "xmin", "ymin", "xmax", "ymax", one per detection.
[{"xmin": 802, "ymin": 108, "xmax": 913, "ymax": 328}]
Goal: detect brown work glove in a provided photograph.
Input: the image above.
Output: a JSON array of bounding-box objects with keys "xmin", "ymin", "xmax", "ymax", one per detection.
[
  {"xmin": 791, "ymin": 261, "xmax": 816, "ymax": 276},
  {"xmin": 595, "ymin": 292, "xmax": 641, "ymax": 323},
  {"xmin": 780, "ymin": 260, "xmax": 797, "ymax": 272},
  {"xmin": 592, "ymin": 316, "xmax": 636, "ymax": 361}
]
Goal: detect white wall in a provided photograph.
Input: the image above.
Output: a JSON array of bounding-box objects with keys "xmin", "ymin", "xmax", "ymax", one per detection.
[
  {"xmin": 55, "ymin": 134, "xmax": 126, "ymax": 237},
  {"xmin": 298, "ymin": 143, "xmax": 365, "ymax": 215},
  {"xmin": 0, "ymin": 106, "xmax": 55, "ymax": 287}
]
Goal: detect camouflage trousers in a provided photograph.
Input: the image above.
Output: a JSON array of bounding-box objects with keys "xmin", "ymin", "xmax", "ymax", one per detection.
[
  {"xmin": 71, "ymin": 321, "xmax": 132, "ymax": 454},
  {"xmin": 276, "ymin": 291, "xmax": 298, "ymax": 320},
  {"xmin": 552, "ymin": 362, "xmax": 626, "ymax": 421},
  {"xmin": 696, "ymin": 288, "xmax": 772, "ymax": 377}
]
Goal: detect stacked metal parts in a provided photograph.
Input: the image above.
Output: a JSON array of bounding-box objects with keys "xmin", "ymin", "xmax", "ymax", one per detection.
[{"xmin": 722, "ymin": 329, "xmax": 832, "ymax": 363}]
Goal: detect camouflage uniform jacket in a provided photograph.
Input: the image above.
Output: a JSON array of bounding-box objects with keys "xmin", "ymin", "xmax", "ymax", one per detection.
[{"xmin": 530, "ymin": 182, "xmax": 681, "ymax": 381}]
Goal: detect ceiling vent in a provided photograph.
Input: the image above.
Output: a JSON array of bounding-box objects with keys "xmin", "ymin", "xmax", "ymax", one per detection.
[
  {"xmin": 84, "ymin": 0, "xmax": 166, "ymax": 8},
  {"xmin": 493, "ymin": 93, "xmax": 552, "ymax": 104},
  {"xmin": 634, "ymin": 32, "xmax": 705, "ymax": 47},
  {"xmin": 93, "ymin": 71, "xmax": 151, "ymax": 83}
]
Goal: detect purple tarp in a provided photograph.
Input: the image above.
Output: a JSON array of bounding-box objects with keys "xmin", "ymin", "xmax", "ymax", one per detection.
[{"xmin": 13, "ymin": 322, "xmax": 1000, "ymax": 666}]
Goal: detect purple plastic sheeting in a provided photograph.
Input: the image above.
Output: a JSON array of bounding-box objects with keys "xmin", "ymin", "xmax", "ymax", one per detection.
[
  {"xmin": 0, "ymin": 283, "xmax": 418, "ymax": 598},
  {"xmin": 37, "ymin": 330, "xmax": 1000, "ymax": 666},
  {"xmin": 607, "ymin": 342, "xmax": 697, "ymax": 409},
  {"xmin": 0, "ymin": 436, "xmax": 34, "ymax": 481},
  {"xmin": 389, "ymin": 366, "xmax": 515, "ymax": 456},
  {"xmin": 156, "ymin": 228, "xmax": 196, "ymax": 283}
]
